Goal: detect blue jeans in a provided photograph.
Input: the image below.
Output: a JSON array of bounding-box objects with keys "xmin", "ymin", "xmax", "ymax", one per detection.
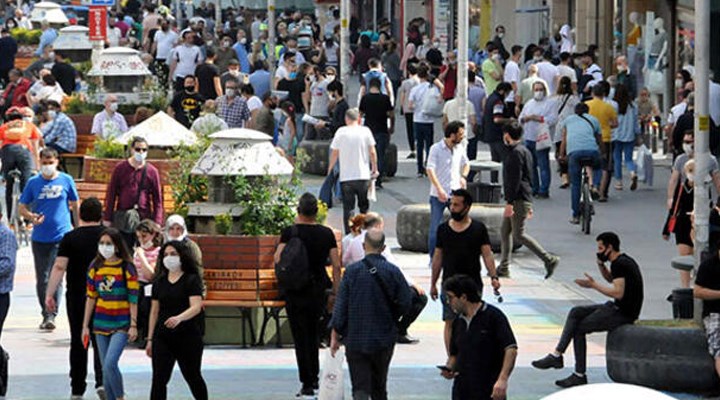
[
  {"xmin": 295, "ymin": 113, "xmax": 305, "ymax": 143},
  {"xmin": 612, "ymin": 140, "xmax": 636, "ymax": 180},
  {"xmin": 568, "ymin": 150, "xmax": 602, "ymax": 217},
  {"xmin": 428, "ymin": 196, "xmax": 448, "ymax": 258},
  {"xmin": 32, "ymin": 241, "xmax": 61, "ymax": 318},
  {"xmin": 525, "ymin": 140, "xmax": 551, "ymax": 195},
  {"xmin": 96, "ymin": 332, "xmax": 128, "ymax": 400},
  {"xmin": 414, "ymin": 122, "xmax": 434, "ymax": 174}
]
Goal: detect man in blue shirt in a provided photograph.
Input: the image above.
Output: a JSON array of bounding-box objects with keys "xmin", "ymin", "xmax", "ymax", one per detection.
[
  {"xmin": 34, "ymin": 20, "xmax": 57, "ymax": 57},
  {"xmin": 331, "ymin": 229, "xmax": 411, "ymax": 400},
  {"xmin": 19, "ymin": 148, "xmax": 79, "ymax": 330},
  {"xmin": 249, "ymin": 60, "xmax": 271, "ymax": 99},
  {"xmin": 0, "ymin": 206, "xmax": 17, "ymax": 340},
  {"xmin": 40, "ymin": 100, "xmax": 77, "ymax": 154},
  {"xmin": 232, "ymin": 29, "xmax": 250, "ymax": 74}
]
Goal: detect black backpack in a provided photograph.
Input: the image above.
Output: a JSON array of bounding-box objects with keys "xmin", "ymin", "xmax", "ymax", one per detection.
[{"xmin": 275, "ymin": 226, "xmax": 311, "ymax": 293}]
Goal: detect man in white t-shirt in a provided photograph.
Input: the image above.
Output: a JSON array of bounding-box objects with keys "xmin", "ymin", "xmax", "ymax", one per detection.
[
  {"xmin": 556, "ymin": 52, "xmax": 578, "ymax": 93},
  {"xmin": 240, "ymin": 84, "xmax": 263, "ymax": 122},
  {"xmin": 442, "ymin": 96, "xmax": 476, "ymax": 132},
  {"xmin": 169, "ymin": 31, "xmax": 203, "ymax": 92},
  {"xmin": 504, "ymin": 45, "xmax": 522, "ymax": 116},
  {"xmin": 152, "ymin": 19, "xmax": 178, "ymax": 63},
  {"xmin": 328, "ymin": 108, "xmax": 378, "ymax": 233},
  {"xmin": 536, "ymin": 53, "xmax": 560, "ymax": 95}
]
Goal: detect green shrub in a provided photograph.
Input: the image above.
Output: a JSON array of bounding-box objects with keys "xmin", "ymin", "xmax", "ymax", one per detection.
[{"xmin": 89, "ymin": 137, "xmax": 125, "ymax": 158}]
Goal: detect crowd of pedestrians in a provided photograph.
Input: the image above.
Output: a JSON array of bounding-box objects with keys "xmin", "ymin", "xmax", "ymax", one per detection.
[{"xmin": 1, "ymin": 0, "xmax": 720, "ymax": 398}]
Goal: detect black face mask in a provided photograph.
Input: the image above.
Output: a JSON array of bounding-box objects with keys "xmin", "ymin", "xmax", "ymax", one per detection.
[
  {"xmin": 654, "ymin": 29, "xmax": 660, "ymax": 35},
  {"xmin": 184, "ymin": 86, "xmax": 195, "ymax": 93},
  {"xmin": 450, "ymin": 207, "xmax": 468, "ymax": 221},
  {"xmin": 597, "ymin": 250, "xmax": 610, "ymax": 262},
  {"xmin": 269, "ymin": 103, "xmax": 277, "ymax": 109}
]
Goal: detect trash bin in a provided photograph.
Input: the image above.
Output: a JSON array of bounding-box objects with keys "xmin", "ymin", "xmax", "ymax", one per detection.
[
  {"xmin": 467, "ymin": 182, "xmax": 502, "ymax": 204},
  {"xmin": 670, "ymin": 288, "xmax": 694, "ymax": 319}
]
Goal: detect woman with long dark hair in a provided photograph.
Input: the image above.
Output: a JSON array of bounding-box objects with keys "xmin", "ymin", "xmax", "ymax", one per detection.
[
  {"xmin": 146, "ymin": 240, "xmax": 207, "ymax": 400},
  {"xmin": 278, "ymin": 100, "xmax": 297, "ymax": 159},
  {"xmin": 82, "ymin": 228, "xmax": 139, "ymax": 400},
  {"xmin": 611, "ymin": 84, "xmax": 640, "ymax": 191},
  {"xmin": 552, "ymin": 76, "xmax": 580, "ymax": 188}
]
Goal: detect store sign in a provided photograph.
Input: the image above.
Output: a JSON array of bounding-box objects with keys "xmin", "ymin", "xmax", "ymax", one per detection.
[
  {"xmin": 81, "ymin": 0, "xmax": 115, "ymax": 6},
  {"xmin": 88, "ymin": 6, "xmax": 107, "ymax": 41}
]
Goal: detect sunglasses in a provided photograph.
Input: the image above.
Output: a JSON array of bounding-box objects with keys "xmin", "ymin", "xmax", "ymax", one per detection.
[{"xmin": 134, "ymin": 148, "xmax": 148, "ymax": 152}]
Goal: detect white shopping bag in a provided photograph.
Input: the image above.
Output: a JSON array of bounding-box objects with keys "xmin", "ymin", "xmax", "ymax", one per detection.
[
  {"xmin": 368, "ymin": 179, "xmax": 377, "ymax": 202},
  {"xmin": 318, "ymin": 348, "xmax": 345, "ymax": 400}
]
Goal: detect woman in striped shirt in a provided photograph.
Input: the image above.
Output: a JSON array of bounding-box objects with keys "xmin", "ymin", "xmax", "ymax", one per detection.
[{"xmin": 82, "ymin": 228, "xmax": 139, "ymax": 400}]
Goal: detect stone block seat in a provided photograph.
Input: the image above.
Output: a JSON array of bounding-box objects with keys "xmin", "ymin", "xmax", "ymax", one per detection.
[
  {"xmin": 396, "ymin": 203, "xmax": 519, "ymax": 254},
  {"xmin": 297, "ymin": 140, "xmax": 397, "ymax": 177},
  {"xmin": 607, "ymin": 323, "xmax": 720, "ymax": 394}
]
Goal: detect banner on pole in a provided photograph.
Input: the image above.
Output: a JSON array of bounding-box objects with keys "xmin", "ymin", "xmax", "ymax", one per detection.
[{"xmin": 88, "ymin": 6, "xmax": 107, "ymax": 41}]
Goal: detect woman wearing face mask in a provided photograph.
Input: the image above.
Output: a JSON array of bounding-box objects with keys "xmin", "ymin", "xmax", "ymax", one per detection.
[
  {"xmin": 164, "ymin": 214, "xmax": 203, "ymax": 271},
  {"xmin": 133, "ymin": 220, "xmax": 163, "ymax": 347},
  {"xmin": 304, "ymin": 67, "xmax": 333, "ymax": 140},
  {"xmin": 519, "ymin": 81, "xmax": 557, "ymax": 198},
  {"xmin": 277, "ymin": 100, "xmax": 297, "ymax": 161},
  {"xmin": 551, "ymin": 76, "xmax": 579, "ymax": 189},
  {"xmin": 611, "ymin": 84, "xmax": 640, "ymax": 191},
  {"xmin": 146, "ymin": 240, "xmax": 207, "ymax": 400},
  {"xmin": 663, "ymin": 159, "xmax": 696, "ymax": 288},
  {"xmin": 82, "ymin": 228, "xmax": 139, "ymax": 400}
]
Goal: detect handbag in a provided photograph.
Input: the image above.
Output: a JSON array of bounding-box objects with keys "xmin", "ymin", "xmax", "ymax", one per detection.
[
  {"xmin": 535, "ymin": 123, "xmax": 553, "ymax": 150},
  {"xmin": 362, "ymin": 258, "xmax": 402, "ymax": 326},
  {"xmin": 667, "ymin": 182, "xmax": 683, "ymax": 233},
  {"xmin": 318, "ymin": 348, "xmax": 345, "ymax": 400},
  {"xmin": 113, "ymin": 166, "xmax": 147, "ymax": 234}
]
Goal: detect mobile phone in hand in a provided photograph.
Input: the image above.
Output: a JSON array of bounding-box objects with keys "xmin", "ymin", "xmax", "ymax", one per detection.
[{"xmin": 436, "ymin": 365, "xmax": 452, "ymax": 372}]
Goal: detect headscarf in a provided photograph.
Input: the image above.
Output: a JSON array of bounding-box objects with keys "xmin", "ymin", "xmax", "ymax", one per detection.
[
  {"xmin": 165, "ymin": 214, "xmax": 188, "ymax": 241},
  {"xmin": 400, "ymin": 42, "xmax": 416, "ymax": 75}
]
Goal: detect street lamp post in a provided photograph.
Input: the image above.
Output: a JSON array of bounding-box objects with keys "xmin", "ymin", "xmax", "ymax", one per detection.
[
  {"xmin": 456, "ymin": 0, "xmax": 469, "ymax": 147},
  {"xmin": 340, "ymin": 0, "xmax": 350, "ymax": 89},
  {"xmin": 268, "ymin": 0, "xmax": 276, "ymax": 78},
  {"xmin": 693, "ymin": 0, "xmax": 710, "ymax": 321}
]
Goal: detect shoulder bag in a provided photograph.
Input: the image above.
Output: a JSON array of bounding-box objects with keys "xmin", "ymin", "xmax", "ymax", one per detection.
[
  {"xmin": 113, "ymin": 166, "xmax": 147, "ymax": 234},
  {"xmin": 362, "ymin": 258, "xmax": 403, "ymax": 327},
  {"xmin": 666, "ymin": 182, "xmax": 683, "ymax": 233}
]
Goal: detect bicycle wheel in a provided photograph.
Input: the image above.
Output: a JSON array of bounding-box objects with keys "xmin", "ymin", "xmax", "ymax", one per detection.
[{"xmin": 581, "ymin": 183, "xmax": 592, "ymax": 235}]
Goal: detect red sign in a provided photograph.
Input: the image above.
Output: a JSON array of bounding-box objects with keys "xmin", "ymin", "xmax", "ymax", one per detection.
[{"xmin": 88, "ymin": 6, "xmax": 107, "ymax": 41}]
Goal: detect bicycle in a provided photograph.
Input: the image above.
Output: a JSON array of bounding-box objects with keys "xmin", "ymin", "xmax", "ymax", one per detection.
[
  {"xmin": 578, "ymin": 158, "xmax": 595, "ymax": 235},
  {"xmin": 7, "ymin": 169, "xmax": 28, "ymax": 246}
]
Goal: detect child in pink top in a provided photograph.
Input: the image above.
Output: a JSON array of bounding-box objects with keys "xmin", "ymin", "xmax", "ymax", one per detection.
[{"xmin": 133, "ymin": 220, "xmax": 163, "ymax": 347}]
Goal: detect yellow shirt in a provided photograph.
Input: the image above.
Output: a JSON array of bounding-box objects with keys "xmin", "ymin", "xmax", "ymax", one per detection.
[
  {"xmin": 627, "ymin": 25, "xmax": 642, "ymax": 46},
  {"xmin": 586, "ymin": 98, "xmax": 617, "ymax": 143}
]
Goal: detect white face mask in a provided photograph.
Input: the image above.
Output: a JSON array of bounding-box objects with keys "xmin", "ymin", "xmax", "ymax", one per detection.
[
  {"xmin": 225, "ymin": 88, "xmax": 236, "ymax": 97},
  {"xmin": 683, "ymin": 143, "xmax": 694, "ymax": 155},
  {"xmin": 533, "ymin": 91, "xmax": 545, "ymax": 101},
  {"xmin": 240, "ymin": 38, "xmax": 247, "ymax": 45},
  {"xmin": 109, "ymin": 102, "xmax": 118, "ymax": 112},
  {"xmin": 134, "ymin": 151, "xmax": 147, "ymax": 163},
  {"xmin": 98, "ymin": 244, "xmax": 116, "ymax": 259},
  {"xmin": 675, "ymin": 79, "xmax": 684, "ymax": 89},
  {"xmin": 228, "ymin": 69, "xmax": 240, "ymax": 76},
  {"xmin": 140, "ymin": 240, "xmax": 154, "ymax": 250},
  {"xmin": 40, "ymin": 164, "xmax": 56, "ymax": 177},
  {"xmin": 326, "ymin": 75, "xmax": 335, "ymax": 83},
  {"xmin": 163, "ymin": 255, "xmax": 182, "ymax": 272},
  {"xmin": 687, "ymin": 172, "xmax": 695, "ymax": 182}
]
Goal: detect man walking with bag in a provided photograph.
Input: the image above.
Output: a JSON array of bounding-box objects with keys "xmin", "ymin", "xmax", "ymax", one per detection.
[
  {"xmin": 330, "ymin": 229, "xmax": 412, "ymax": 400},
  {"xmin": 103, "ymin": 137, "xmax": 164, "ymax": 247}
]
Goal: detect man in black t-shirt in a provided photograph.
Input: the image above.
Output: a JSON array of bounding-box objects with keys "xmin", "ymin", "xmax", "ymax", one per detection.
[
  {"xmin": 441, "ymin": 275, "xmax": 517, "ymax": 400},
  {"xmin": 168, "ymin": 75, "xmax": 205, "ymax": 128},
  {"xmin": 430, "ymin": 189, "xmax": 500, "ymax": 354},
  {"xmin": 482, "ymin": 82, "xmax": 513, "ymax": 182},
  {"xmin": 532, "ymin": 232, "xmax": 643, "ymax": 388},
  {"xmin": 45, "ymin": 198, "xmax": 105, "ymax": 399},
  {"xmin": 359, "ymin": 77, "xmax": 394, "ymax": 187},
  {"xmin": 274, "ymin": 193, "xmax": 342, "ymax": 397},
  {"xmin": 694, "ymin": 241, "xmax": 720, "ymax": 379},
  {"xmin": 194, "ymin": 47, "xmax": 221, "ymax": 100},
  {"xmin": 51, "ymin": 52, "xmax": 77, "ymax": 95}
]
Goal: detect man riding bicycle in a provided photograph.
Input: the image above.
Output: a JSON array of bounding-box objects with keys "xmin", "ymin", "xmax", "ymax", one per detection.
[
  {"xmin": 0, "ymin": 106, "xmax": 41, "ymax": 218},
  {"xmin": 558, "ymin": 103, "xmax": 602, "ymax": 225}
]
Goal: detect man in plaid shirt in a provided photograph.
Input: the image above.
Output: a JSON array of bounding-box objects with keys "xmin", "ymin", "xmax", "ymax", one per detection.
[
  {"xmin": 216, "ymin": 79, "xmax": 251, "ymax": 128},
  {"xmin": 40, "ymin": 100, "xmax": 76, "ymax": 154}
]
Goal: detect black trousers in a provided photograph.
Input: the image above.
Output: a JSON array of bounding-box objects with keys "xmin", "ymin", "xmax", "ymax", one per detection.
[
  {"xmin": 151, "ymin": 332, "xmax": 208, "ymax": 400},
  {"xmin": 556, "ymin": 302, "xmax": 632, "ymax": 374},
  {"xmin": 286, "ymin": 298, "xmax": 322, "ymax": 389},
  {"xmin": 137, "ymin": 282, "xmax": 151, "ymax": 341},
  {"xmin": 341, "ymin": 180, "xmax": 370, "ymax": 234},
  {"xmin": 0, "ymin": 293, "xmax": 9, "ymax": 340},
  {"xmin": 404, "ymin": 113, "xmax": 415, "ymax": 152},
  {"xmin": 1, "ymin": 144, "xmax": 34, "ymax": 219},
  {"xmin": 346, "ymin": 346, "xmax": 395, "ymax": 400},
  {"xmin": 398, "ymin": 286, "xmax": 428, "ymax": 336},
  {"xmin": 67, "ymin": 292, "xmax": 103, "ymax": 396},
  {"xmin": 488, "ymin": 141, "xmax": 507, "ymax": 183}
]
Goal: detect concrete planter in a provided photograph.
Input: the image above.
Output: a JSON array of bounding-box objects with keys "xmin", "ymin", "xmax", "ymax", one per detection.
[
  {"xmin": 607, "ymin": 323, "xmax": 720, "ymax": 393},
  {"xmin": 396, "ymin": 203, "xmax": 517, "ymax": 253}
]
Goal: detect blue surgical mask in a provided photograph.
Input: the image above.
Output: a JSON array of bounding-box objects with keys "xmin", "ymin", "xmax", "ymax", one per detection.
[
  {"xmin": 289, "ymin": 72, "xmax": 297, "ymax": 79},
  {"xmin": 47, "ymin": 110, "xmax": 57, "ymax": 119},
  {"xmin": 134, "ymin": 151, "xmax": 147, "ymax": 162}
]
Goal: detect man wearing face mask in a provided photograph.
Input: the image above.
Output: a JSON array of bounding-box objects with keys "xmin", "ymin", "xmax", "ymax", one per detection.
[
  {"xmin": 19, "ymin": 148, "xmax": 79, "ymax": 331},
  {"xmin": 220, "ymin": 59, "xmax": 243, "ymax": 90},
  {"xmin": 169, "ymin": 31, "xmax": 204, "ymax": 93},
  {"xmin": 91, "ymin": 95, "xmax": 128, "ymax": 139},
  {"xmin": 232, "ymin": 29, "xmax": 251, "ymax": 74},
  {"xmin": 151, "ymin": 18, "xmax": 177, "ymax": 87},
  {"xmin": 168, "ymin": 75, "xmax": 205, "ymax": 128},
  {"xmin": 429, "ymin": 188, "xmax": 500, "ymax": 354},
  {"xmin": 519, "ymin": 82, "xmax": 557, "ymax": 198},
  {"xmin": 615, "ymin": 55, "xmax": 637, "ymax": 100},
  {"xmin": 215, "ymin": 35, "xmax": 239, "ymax": 74},
  {"xmin": 103, "ymin": 137, "xmax": 164, "ymax": 247},
  {"xmin": 216, "ymin": 78, "xmax": 251, "ymax": 128},
  {"xmin": 251, "ymin": 94, "xmax": 278, "ymax": 137},
  {"xmin": 491, "ymin": 25, "xmax": 510, "ymax": 63},
  {"xmin": 498, "ymin": 121, "xmax": 559, "ymax": 278},
  {"xmin": 532, "ymin": 232, "xmax": 643, "ymax": 388},
  {"xmin": 482, "ymin": 43, "xmax": 504, "ymax": 94},
  {"xmin": 40, "ymin": 100, "xmax": 76, "ymax": 155}
]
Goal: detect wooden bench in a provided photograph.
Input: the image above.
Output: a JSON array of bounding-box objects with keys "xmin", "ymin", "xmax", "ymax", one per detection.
[
  {"xmin": 76, "ymin": 181, "xmax": 176, "ymax": 214},
  {"xmin": 61, "ymin": 133, "xmax": 95, "ymax": 179},
  {"xmin": 203, "ymin": 268, "xmax": 285, "ymax": 348}
]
